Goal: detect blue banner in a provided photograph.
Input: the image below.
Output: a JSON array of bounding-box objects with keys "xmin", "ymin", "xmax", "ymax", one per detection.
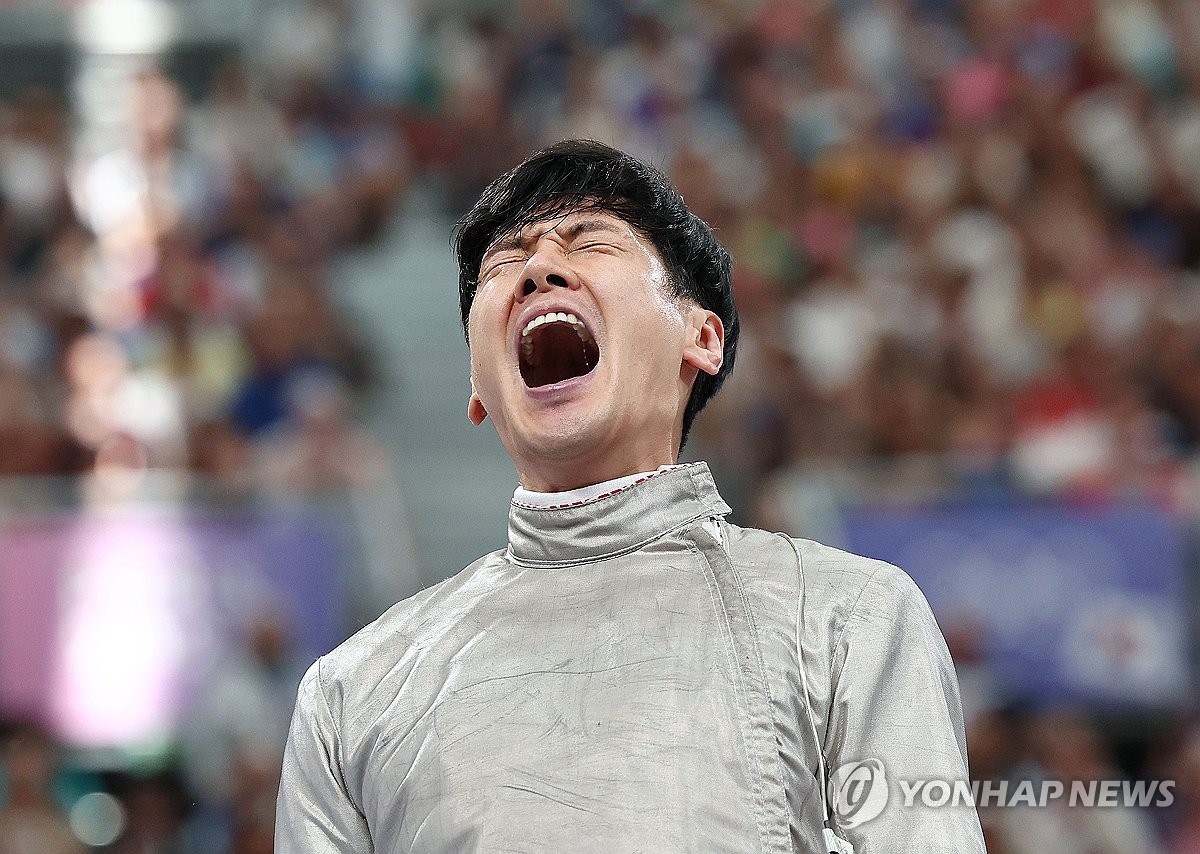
[{"xmin": 844, "ymin": 502, "xmax": 1190, "ymax": 707}]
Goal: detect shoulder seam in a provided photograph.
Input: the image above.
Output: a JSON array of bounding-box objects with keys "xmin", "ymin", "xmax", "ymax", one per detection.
[{"xmin": 828, "ymin": 559, "xmax": 892, "ymax": 679}]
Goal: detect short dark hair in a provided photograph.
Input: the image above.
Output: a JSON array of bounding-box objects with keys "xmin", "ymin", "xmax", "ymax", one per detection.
[{"xmin": 453, "ymin": 139, "xmax": 739, "ymax": 449}]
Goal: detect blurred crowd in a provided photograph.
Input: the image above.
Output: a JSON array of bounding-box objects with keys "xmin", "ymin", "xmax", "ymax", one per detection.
[
  {"xmin": 0, "ymin": 60, "xmax": 401, "ymax": 501},
  {"xmin": 4, "ymin": 0, "xmax": 1200, "ymax": 850},
  {"xmin": 0, "ymin": 613, "xmax": 301, "ymax": 853},
  {"xmin": 7, "ymin": 0, "xmax": 1200, "ymax": 505},
  {"xmin": 324, "ymin": 0, "xmax": 1200, "ymax": 509},
  {"xmin": 640, "ymin": 0, "xmax": 1200, "ymax": 510}
]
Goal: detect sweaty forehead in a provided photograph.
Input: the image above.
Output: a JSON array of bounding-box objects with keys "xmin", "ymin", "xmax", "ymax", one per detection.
[{"xmin": 482, "ymin": 210, "xmax": 638, "ymax": 259}]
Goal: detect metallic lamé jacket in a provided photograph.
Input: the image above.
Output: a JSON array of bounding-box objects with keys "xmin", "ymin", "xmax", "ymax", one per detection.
[{"xmin": 275, "ymin": 462, "xmax": 986, "ymax": 852}]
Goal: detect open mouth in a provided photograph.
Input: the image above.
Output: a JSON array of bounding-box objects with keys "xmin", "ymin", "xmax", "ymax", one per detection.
[{"xmin": 519, "ymin": 311, "xmax": 600, "ymax": 388}]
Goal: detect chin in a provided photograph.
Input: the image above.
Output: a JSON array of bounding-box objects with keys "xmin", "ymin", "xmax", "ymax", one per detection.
[{"xmin": 512, "ymin": 399, "xmax": 617, "ymax": 463}]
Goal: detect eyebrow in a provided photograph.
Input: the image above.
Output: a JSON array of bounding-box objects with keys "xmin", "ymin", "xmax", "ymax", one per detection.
[{"xmin": 482, "ymin": 217, "xmax": 626, "ymax": 262}]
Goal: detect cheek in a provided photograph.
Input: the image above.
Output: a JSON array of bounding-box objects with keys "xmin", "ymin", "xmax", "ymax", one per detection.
[
  {"xmin": 469, "ymin": 280, "xmax": 512, "ymax": 337},
  {"xmin": 618, "ymin": 313, "xmax": 686, "ymax": 385},
  {"xmin": 466, "ymin": 321, "xmax": 499, "ymax": 397},
  {"xmin": 470, "ymin": 343, "xmax": 505, "ymax": 401},
  {"xmin": 465, "ymin": 305, "xmax": 492, "ymax": 348},
  {"xmin": 467, "ymin": 297, "xmax": 509, "ymax": 363}
]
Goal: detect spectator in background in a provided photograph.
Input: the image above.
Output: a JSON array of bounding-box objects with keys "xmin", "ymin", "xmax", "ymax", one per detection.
[
  {"xmin": 73, "ymin": 69, "xmax": 219, "ymax": 308},
  {"xmin": 254, "ymin": 369, "xmax": 392, "ymax": 495},
  {"xmin": 179, "ymin": 612, "xmax": 303, "ymax": 852},
  {"xmin": 0, "ymin": 88, "xmax": 72, "ymax": 280},
  {"xmin": 996, "ymin": 709, "xmax": 1164, "ymax": 854},
  {"xmin": 107, "ymin": 771, "xmax": 196, "ymax": 854},
  {"xmin": 0, "ymin": 722, "xmax": 81, "ymax": 854},
  {"xmin": 1158, "ymin": 721, "xmax": 1200, "ymax": 854}
]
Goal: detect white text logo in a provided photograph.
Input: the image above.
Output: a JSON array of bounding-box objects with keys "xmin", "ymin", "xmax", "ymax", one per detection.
[{"xmin": 828, "ymin": 759, "xmax": 889, "ymax": 828}]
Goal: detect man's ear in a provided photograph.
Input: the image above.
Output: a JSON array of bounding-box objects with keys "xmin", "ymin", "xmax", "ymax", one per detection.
[
  {"xmin": 682, "ymin": 307, "xmax": 724, "ymax": 377},
  {"xmin": 467, "ymin": 384, "xmax": 488, "ymax": 425}
]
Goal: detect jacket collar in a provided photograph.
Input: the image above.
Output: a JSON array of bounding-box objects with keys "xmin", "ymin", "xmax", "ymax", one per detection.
[{"xmin": 506, "ymin": 461, "xmax": 731, "ymax": 566}]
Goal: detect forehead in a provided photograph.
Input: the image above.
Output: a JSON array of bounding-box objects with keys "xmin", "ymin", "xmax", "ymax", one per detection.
[{"xmin": 482, "ymin": 209, "xmax": 643, "ymax": 257}]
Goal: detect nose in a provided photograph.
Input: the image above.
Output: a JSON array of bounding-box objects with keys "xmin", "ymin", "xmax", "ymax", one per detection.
[{"xmin": 513, "ymin": 249, "xmax": 580, "ymax": 303}]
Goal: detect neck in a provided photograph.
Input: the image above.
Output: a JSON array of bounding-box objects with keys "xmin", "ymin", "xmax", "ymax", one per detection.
[{"xmin": 517, "ymin": 453, "xmax": 677, "ymax": 493}]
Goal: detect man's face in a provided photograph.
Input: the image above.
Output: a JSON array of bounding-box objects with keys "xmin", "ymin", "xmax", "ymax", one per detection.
[{"xmin": 466, "ymin": 209, "xmax": 722, "ymax": 484}]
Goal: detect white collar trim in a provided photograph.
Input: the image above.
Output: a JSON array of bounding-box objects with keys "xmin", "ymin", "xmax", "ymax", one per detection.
[{"xmin": 513, "ymin": 464, "xmax": 686, "ymax": 509}]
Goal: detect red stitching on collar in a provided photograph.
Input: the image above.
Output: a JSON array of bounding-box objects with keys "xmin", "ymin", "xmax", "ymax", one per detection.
[{"xmin": 511, "ymin": 466, "xmax": 689, "ymax": 510}]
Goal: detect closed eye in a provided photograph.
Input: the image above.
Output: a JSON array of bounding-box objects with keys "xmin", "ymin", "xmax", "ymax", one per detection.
[{"xmin": 481, "ymin": 256, "xmax": 527, "ymax": 280}]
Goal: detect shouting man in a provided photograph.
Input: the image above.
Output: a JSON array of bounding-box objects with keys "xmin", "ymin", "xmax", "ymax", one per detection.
[{"xmin": 276, "ymin": 140, "xmax": 986, "ymax": 853}]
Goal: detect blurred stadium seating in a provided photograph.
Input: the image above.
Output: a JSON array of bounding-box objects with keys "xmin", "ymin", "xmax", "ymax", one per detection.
[{"xmin": 1, "ymin": 0, "xmax": 1199, "ymax": 851}]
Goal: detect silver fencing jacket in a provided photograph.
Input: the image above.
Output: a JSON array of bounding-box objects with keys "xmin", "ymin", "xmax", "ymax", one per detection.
[{"xmin": 276, "ymin": 462, "xmax": 986, "ymax": 852}]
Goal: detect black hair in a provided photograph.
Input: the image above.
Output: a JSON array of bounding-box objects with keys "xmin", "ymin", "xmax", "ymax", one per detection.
[{"xmin": 453, "ymin": 139, "xmax": 739, "ymax": 449}]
